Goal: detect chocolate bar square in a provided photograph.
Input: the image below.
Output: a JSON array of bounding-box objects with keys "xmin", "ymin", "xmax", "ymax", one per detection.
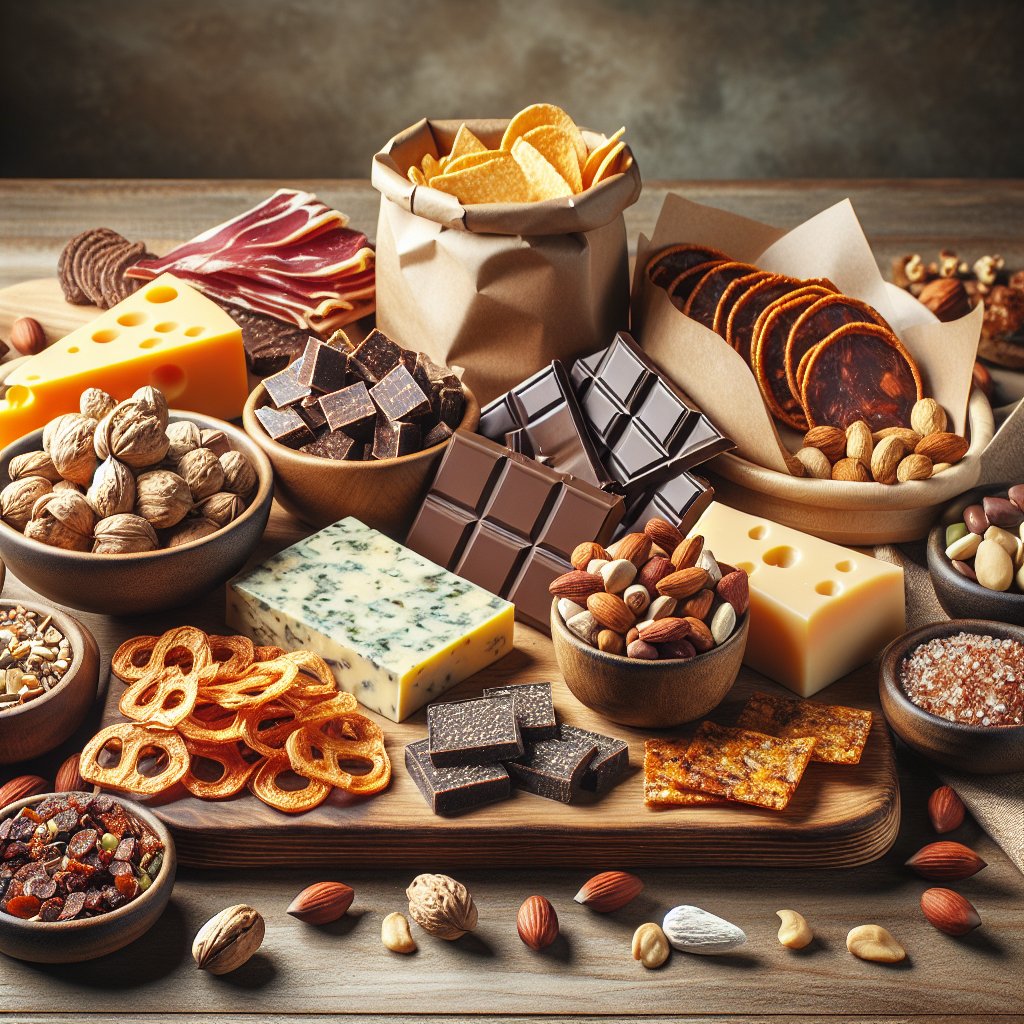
[
  {"xmin": 616, "ymin": 472, "xmax": 714, "ymax": 539},
  {"xmin": 507, "ymin": 734, "xmax": 599, "ymax": 803},
  {"xmin": 296, "ymin": 338, "xmax": 349, "ymax": 394},
  {"xmin": 254, "ymin": 405, "xmax": 314, "ymax": 448},
  {"xmin": 559, "ymin": 724, "xmax": 629, "ymax": 793},
  {"xmin": 370, "ymin": 364, "xmax": 431, "ymax": 422},
  {"xmin": 483, "ymin": 682, "xmax": 557, "ymax": 741},
  {"xmin": 263, "ymin": 361, "xmax": 311, "ymax": 409},
  {"xmin": 352, "ymin": 329, "xmax": 404, "ymax": 383},
  {"xmin": 405, "ymin": 739, "xmax": 510, "ymax": 816},
  {"xmin": 319, "ymin": 382, "xmax": 376, "ymax": 434},
  {"xmin": 427, "ymin": 694, "xmax": 524, "ymax": 768}
]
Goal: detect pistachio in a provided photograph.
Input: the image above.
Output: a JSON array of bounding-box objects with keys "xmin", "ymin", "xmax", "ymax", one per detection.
[
  {"xmin": 193, "ymin": 904, "xmax": 265, "ymax": 974},
  {"xmin": 80, "ymin": 387, "xmax": 117, "ymax": 422},
  {"xmin": 135, "ymin": 470, "xmax": 193, "ymax": 529},
  {"xmin": 25, "ymin": 491, "xmax": 94, "ymax": 551},
  {"xmin": 198, "ymin": 491, "xmax": 245, "ymax": 528},
  {"xmin": 177, "ymin": 448, "xmax": 225, "ymax": 501},
  {"xmin": 1, "ymin": 476, "xmax": 53, "ymax": 531},
  {"xmin": 45, "ymin": 413, "xmax": 98, "ymax": 486},
  {"xmin": 381, "ymin": 911, "xmax": 417, "ymax": 954},
  {"xmin": 92, "ymin": 514, "xmax": 159, "ymax": 554},
  {"xmin": 220, "ymin": 451, "xmax": 258, "ymax": 499},
  {"xmin": 776, "ymin": 909, "xmax": 813, "ymax": 949},
  {"xmin": 86, "ymin": 457, "xmax": 136, "ymax": 519},
  {"xmin": 8, "ymin": 450, "xmax": 61, "ymax": 483},
  {"xmin": 406, "ymin": 872, "xmax": 477, "ymax": 940}
]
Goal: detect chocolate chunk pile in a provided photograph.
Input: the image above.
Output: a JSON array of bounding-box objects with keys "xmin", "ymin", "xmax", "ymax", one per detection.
[
  {"xmin": 255, "ymin": 329, "xmax": 466, "ymax": 461},
  {"xmin": 406, "ymin": 682, "xmax": 629, "ymax": 815},
  {"xmin": 58, "ymin": 228, "xmax": 150, "ymax": 309}
]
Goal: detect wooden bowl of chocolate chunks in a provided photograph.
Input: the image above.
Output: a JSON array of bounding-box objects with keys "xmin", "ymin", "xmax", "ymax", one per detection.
[{"xmin": 243, "ymin": 329, "xmax": 479, "ymax": 537}]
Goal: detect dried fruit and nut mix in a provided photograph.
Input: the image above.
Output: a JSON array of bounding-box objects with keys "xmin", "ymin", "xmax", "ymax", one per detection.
[
  {"xmin": 943, "ymin": 486, "xmax": 1024, "ymax": 593},
  {"xmin": 899, "ymin": 631, "xmax": 1024, "ymax": 727},
  {"xmin": 0, "ymin": 606, "xmax": 73, "ymax": 713},
  {"xmin": 0, "ymin": 385, "xmax": 258, "ymax": 553},
  {"xmin": 0, "ymin": 793, "xmax": 164, "ymax": 921}
]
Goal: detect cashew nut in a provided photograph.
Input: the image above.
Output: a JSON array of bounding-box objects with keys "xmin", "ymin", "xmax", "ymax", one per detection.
[
  {"xmin": 776, "ymin": 909, "xmax": 813, "ymax": 949},
  {"xmin": 631, "ymin": 922, "xmax": 670, "ymax": 969},
  {"xmin": 381, "ymin": 911, "xmax": 417, "ymax": 954},
  {"xmin": 846, "ymin": 924, "xmax": 906, "ymax": 963}
]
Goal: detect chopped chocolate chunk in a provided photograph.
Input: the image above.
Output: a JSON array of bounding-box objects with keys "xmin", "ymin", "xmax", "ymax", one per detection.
[
  {"xmin": 427, "ymin": 694, "xmax": 524, "ymax": 768},
  {"xmin": 369, "ymin": 364, "xmax": 431, "ymax": 422},
  {"xmin": 559, "ymin": 724, "xmax": 630, "ymax": 793},
  {"xmin": 296, "ymin": 338, "xmax": 349, "ymax": 394},
  {"xmin": 263, "ymin": 361, "xmax": 312, "ymax": 409},
  {"xmin": 298, "ymin": 393, "xmax": 328, "ymax": 432},
  {"xmin": 405, "ymin": 738, "xmax": 510, "ymax": 816},
  {"xmin": 352, "ymin": 329, "xmax": 404, "ymax": 382},
  {"xmin": 300, "ymin": 429, "xmax": 356, "ymax": 461},
  {"xmin": 372, "ymin": 418, "xmax": 422, "ymax": 460},
  {"xmin": 507, "ymin": 734, "xmax": 599, "ymax": 804},
  {"xmin": 422, "ymin": 421, "xmax": 454, "ymax": 450},
  {"xmin": 438, "ymin": 386, "xmax": 466, "ymax": 428},
  {"xmin": 226, "ymin": 306, "xmax": 310, "ymax": 377},
  {"xmin": 483, "ymin": 682, "xmax": 558, "ymax": 741},
  {"xmin": 254, "ymin": 405, "xmax": 315, "ymax": 447},
  {"xmin": 319, "ymin": 382, "xmax": 376, "ymax": 434}
]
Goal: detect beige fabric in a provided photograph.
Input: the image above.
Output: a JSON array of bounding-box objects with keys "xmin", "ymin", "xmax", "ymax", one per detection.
[{"xmin": 877, "ymin": 543, "xmax": 1024, "ymax": 873}]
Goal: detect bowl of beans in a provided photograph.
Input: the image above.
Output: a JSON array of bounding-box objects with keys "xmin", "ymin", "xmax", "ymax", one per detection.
[{"xmin": 879, "ymin": 619, "xmax": 1024, "ymax": 774}]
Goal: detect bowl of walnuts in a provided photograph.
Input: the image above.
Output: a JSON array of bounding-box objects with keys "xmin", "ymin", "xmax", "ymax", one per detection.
[{"xmin": 0, "ymin": 386, "xmax": 273, "ymax": 615}]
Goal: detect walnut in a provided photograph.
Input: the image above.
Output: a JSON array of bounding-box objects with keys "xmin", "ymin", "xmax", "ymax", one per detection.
[
  {"xmin": 165, "ymin": 420, "xmax": 204, "ymax": 464},
  {"xmin": 135, "ymin": 470, "xmax": 193, "ymax": 529},
  {"xmin": 904, "ymin": 254, "xmax": 927, "ymax": 285},
  {"xmin": 200, "ymin": 428, "xmax": 231, "ymax": 457},
  {"xmin": 177, "ymin": 448, "xmax": 225, "ymax": 501},
  {"xmin": 24, "ymin": 490, "xmax": 94, "ymax": 551},
  {"xmin": 86, "ymin": 457, "xmax": 136, "ymax": 519},
  {"xmin": 7, "ymin": 450, "xmax": 61, "ymax": 483},
  {"xmin": 0, "ymin": 476, "xmax": 53, "ymax": 531},
  {"xmin": 406, "ymin": 873, "xmax": 478, "ymax": 940},
  {"xmin": 95, "ymin": 402, "xmax": 170, "ymax": 468},
  {"xmin": 80, "ymin": 387, "xmax": 117, "ymax": 422},
  {"xmin": 938, "ymin": 248, "xmax": 960, "ymax": 278},
  {"xmin": 220, "ymin": 451, "xmax": 257, "ymax": 499},
  {"xmin": 53, "ymin": 480, "xmax": 83, "ymax": 494},
  {"xmin": 197, "ymin": 491, "xmax": 245, "ymax": 527},
  {"xmin": 131, "ymin": 386, "xmax": 169, "ymax": 429},
  {"xmin": 92, "ymin": 513, "xmax": 159, "ymax": 554},
  {"xmin": 44, "ymin": 413, "xmax": 98, "ymax": 486},
  {"xmin": 165, "ymin": 517, "xmax": 220, "ymax": 548}
]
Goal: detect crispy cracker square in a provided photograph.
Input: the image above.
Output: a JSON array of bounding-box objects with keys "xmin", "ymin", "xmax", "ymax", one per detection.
[
  {"xmin": 643, "ymin": 738, "xmax": 726, "ymax": 808},
  {"xmin": 678, "ymin": 722, "xmax": 816, "ymax": 811},
  {"xmin": 736, "ymin": 691, "xmax": 872, "ymax": 765}
]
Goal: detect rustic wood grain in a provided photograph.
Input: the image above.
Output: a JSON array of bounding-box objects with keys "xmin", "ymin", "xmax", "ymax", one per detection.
[{"xmin": 0, "ymin": 180, "xmax": 1021, "ymax": 1020}]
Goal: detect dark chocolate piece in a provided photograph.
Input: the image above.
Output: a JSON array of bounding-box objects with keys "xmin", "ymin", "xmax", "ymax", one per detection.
[
  {"xmin": 296, "ymin": 338, "xmax": 349, "ymax": 394},
  {"xmin": 372, "ymin": 418, "xmax": 422, "ymax": 459},
  {"xmin": 352, "ymin": 329, "xmax": 404, "ymax": 382},
  {"xmin": 422, "ymin": 421, "xmax": 454, "ymax": 449},
  {"xmin": 438, "ymin": 386, "xmax": 466, "ymax": 428},
  {"xmin": 507, "ymin": 734, "xmax": 599, "ymax": 803},
  {"xmin": 559, "ymin": 724, "xmax": 629, "ymax": 793},
  {"xmin": 406, "ymin": 431, "xmax": 623, "ymax": 632},
  {"xmin": 405, "ymin": 739, "xmax": 510, "ymax": 816},
  {"xmin": 300, "ymin": 429, "xmax": 356, "ymax": 461},
  {"xmin": 218, "ymin": 304, "xmax": 310, "ymax": 377},
  {"xmin": 616, "ymin": 472, "xmax": 715, "ymax": 539},
  {"xmin": 319, "ymin": 381, "xmax": 377, "ymax": 434},
  {"xmin": 254, "ymin": 405, "xmax": 315, "ymax": 447},
  {"xmin": 263, "ymin": 361, "xmax": 312, "ymax": 409},
  {"xmin": 370, "ymin": 364, "xmax": 431, "ymax": 422},
  {"xmin": 482, "ymin": 682, "xmax": 557, "ymax": 741},
  {"xmin": 427, "ymin": 694, "xmax": 524, "ymax": 768},
  {"xmin": 298, "ymin": 393, "xmax": 328, "ymax": 433}
]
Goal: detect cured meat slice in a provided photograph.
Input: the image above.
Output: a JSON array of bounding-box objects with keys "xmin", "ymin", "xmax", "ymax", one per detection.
[
  {"xmin": 646, "ymin": 244, "xmax": 728, "ymax": 289},
  {"xmin": 683, "ymin": 262, "xmax": 758, "ymax": 329},
  {"xmin": 711, "ymin": 270, "xmax": 773, "ymax": 337}
]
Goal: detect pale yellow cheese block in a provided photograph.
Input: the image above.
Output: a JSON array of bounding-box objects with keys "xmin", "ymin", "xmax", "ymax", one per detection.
[{"xmin": 691, "ymin": 502, "xmax": 905, "ymax": 696}]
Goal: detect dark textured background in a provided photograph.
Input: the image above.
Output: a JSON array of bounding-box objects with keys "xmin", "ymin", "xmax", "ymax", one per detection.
[{"xmin": 3, "ymin": 0, "xmax": 1023, "ymax": 179}]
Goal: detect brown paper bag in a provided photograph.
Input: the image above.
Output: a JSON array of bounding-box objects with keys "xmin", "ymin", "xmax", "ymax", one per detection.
[{"xmin": 371, "ymin": 118, "xmax": 641, "ymax": 404}]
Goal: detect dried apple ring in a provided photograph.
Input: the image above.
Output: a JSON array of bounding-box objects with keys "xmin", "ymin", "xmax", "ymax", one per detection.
[
  {"xmin": 254, "ymin": 645, "xmax": 286, "ymax": 661},
  {"xmin": 285, "ymin": 728, "xmax": 391, "ymax": 796},
  {"xmin": 182, "ymin": 739, "xmax": 257, "ymax": 800},
  {"xmin": 177, "ymin": 704, "xmax": 244, "ymax": 744},
  {"xmin": 238, "ymin": 702, "xmax": 303, "ymax": 757},
  {"xmin": 119, "ymin": 668, "xmax": 200, "ymax": 731},
  {"xmin": 249, "ymin": 754, "xmax": 331, "ymax": 813},
  {"xmin": 207, "ymin": 635, "xmax": 255, "ymax": 680},
  {"xmin": 111, "ymin": 635, "xmax": 160, "ymax": 683},
  {"xmin": 200, "ymin": 659, "xmax": 299, "ymax": 709},
  {"xmin": 80, "ymin": 723, "xmax": 189, "ymax": 795}
]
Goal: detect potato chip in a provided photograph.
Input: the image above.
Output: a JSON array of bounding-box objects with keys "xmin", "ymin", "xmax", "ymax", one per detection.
[
  {"xmin": 677, "ymin": 721, "xmax": 816, "ymax": 811},
  {"xmin": 421, "ymin": 153, "xmax": 442, "ymax": 180},
  {"xmin": 500, "ymin": 103, "xmax": 587, "ymax": 167},
  {"xmin": 591, "ymin": 140, "xmax": 626, "ymax": 186},
  {"xmin": 250, "ymin": 754, "xmax": 331, "ymax": 814},
  {"xmin": 80, "ymin": 722, "xmax": 190, "ymax": 796},
  {"xmin": 182, "ymin": 739, "xmax": 257, "ymax": 799},
  {"xmin": 430, "ymin": 150, "xmax": 533, "ymax": 204},
  {"xmin": 407, "ymin": 165, "xmax": 427, "ymax": 186},
  {"xmin": 581, "ymin": 127, "xmax": 625, "ymax": 190},
  {"xmin": 643, "ymin": 738, "xmax": 726, "ymax": 807},
  {"xmin": 436, "ymin": 150, "xmax": 503, "ymax": 179},
  {"xmin": 447, "ymin": 123, "xmax": 488, "ymax": 162},
  {"xmin": 522, "ymin": 125, "xmax": 583, "ymax": 192},
  {"xmin": 510, "ymin": 138, "xmax": 573, "ymax": 201},
  {"xmin": 736, "ymin": 691, "xmax": 873, "ymax": 765}
]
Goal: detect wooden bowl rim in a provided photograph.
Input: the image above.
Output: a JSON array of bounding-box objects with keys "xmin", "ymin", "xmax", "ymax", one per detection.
[
  {"xmin": 0, "ymin": 791, "xmax": 175, "ymax": 933},
  {"xmin": 242, "ymin": 380, "xmax": 480, "ymax": 472},
  {"xmin": 0, "ymin": 601, "xmax": 97, "ymax": 724},
  {"xmin": 0, "ymin": 411, "xmax": 273, "ymax": 563},
  {"xmin": 879, "ymin": 617, "xmax": 1024, "ymax": 739}
]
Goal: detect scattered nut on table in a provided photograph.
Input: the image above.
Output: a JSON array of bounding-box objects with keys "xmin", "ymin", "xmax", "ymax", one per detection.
[
  {"xmin": 846, "ymin": 924, "xmax": 906, "ymax": 963},
  {"xmin": 631, "ymin": 922, "xmax": 671, "ymax": 969},
  {"xmin": 406, "ymin": 873, "xmax": 477, "ymax": 940},
  {"xmin": 381, "ymin": 911, "xmax": 417, "ymax": 953},
  {"xmin": 776, "ymin": 909, "xmax": 813, "ymax": 949},
  {"xmin": 193, "ymin": 904, "xmax": 265, "ymax": 974}
]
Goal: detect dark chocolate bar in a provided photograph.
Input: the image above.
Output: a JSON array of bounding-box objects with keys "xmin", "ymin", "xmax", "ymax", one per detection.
[
  {"xmin": 254, "ymin": 405, "xmax": 314, "ymax": 447},
  {"xmin": 507, "ymin": 734, "xmax": 599, "ymax": 804},
  {"xmin": 405, "ymin": 739, "xmax": 510, "ymax": 816},
  {"xmin": 615, "ymin": 471, "xmax": 715, "ymax": 539},
  {"xmin": 482, "ymin": 682, "xmax": 557, "ymax": 741},
  {"xmin": 427, "ymin": 694, "xmax": 524, "ymax": 768},
  {"xmin": 405, "ymin": 430, "xmax": 624, "ymax": 632},
  {"xmin": 559, "ymin": 724, "xmax": 629, "ymax": 794},
  {"xmin": 319, "ymin": 381, "xmax": 376, "ymax": 434},
  {"xmin": 296, "ymin": 338, "xmax": 348, "ymax": 394}
]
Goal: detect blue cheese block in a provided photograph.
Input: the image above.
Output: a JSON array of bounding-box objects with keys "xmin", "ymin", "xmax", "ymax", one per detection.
[{"xmin": 226, "ymin": 517, "xmax": 515, "ymax": 722}]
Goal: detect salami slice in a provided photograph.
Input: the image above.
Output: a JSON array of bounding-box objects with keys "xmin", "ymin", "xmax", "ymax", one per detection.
[
  {"xmin": 711, "ymin": 270, "xmax": 773, "ymax": 337},
  {"xmin": 646, "ymin": 244, "xmax": 728, "ymax": 289},
  {"xmin": 667, "ymin": 259, "xmax": 726, "ymax": 309},
  {"xmin": 683, "ymin": 262, "xmax": 758, "ymax": 329},
  {"xmin": 725, "ymin": 274, "xmax": 802, "ymax": 361}
]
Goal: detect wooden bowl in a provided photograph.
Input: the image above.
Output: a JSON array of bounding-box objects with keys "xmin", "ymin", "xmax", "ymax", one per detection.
[
  {"xmin": 0, "ymin": 411, "xmax": 273, "ymax": 616},
  {"xmin": 0, "ymin": 601, "xmax": 100, "ymax": 765},
  {"xmin": 242, "ymin": 382, "xmax": 479, "ymax": 538},
  {"xmin": 0, "ymin": 792, "xmax": 176, "ymax": 963},
  {"xmin": 550, "ymin": 600, "xmax": 749, "ymax": 728},
  {"xmin": 879, "ymin": 619, "xmax": 1024, "ymax": 774},
  {"xmin": 926, "ymin": 483, "xmax": 1024, "ymax": 625}
]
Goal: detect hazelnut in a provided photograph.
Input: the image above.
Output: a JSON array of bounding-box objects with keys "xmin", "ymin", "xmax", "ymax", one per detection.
[
  {"xmin": 10, "ymin": 317, "xmax": 45, "ymax": 356},
  {"xmin": 177, "ymin": 448, "xmax": 225, "ymax": 501},
  {"xmin": 134, "ymin": 470, "xmax": 193, "ymax": 529},
  {"xmin": 220, "ymin": 451, "xmax": 257, "ymax": 499},
  {"xmin": 0, "ymin": 476, "xmax": 53, "ymax": 531},
  {"xmin": 86, "ymin": 457, "xmax": 136, "ymax": 518},
  {"xmin": 92, "ymin": 513, "xmax": 159, "ymax": 555}
]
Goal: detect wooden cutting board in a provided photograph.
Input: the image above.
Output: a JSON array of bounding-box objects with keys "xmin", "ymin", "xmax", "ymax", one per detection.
[{"xmin": 0, "ymin": 278, "xmax": 99, "ymax": 347}]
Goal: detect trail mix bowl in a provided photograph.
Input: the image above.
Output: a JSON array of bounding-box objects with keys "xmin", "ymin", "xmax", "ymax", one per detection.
[{"xmin": 0, "ymin": 791, "xmax": 175, "ymax": 963}]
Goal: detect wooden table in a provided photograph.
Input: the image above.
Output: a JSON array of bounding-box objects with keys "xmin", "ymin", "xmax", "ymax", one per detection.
[{"xmin": 0, "ymin": 180, "xmax": 1022, "ymax": 1024}]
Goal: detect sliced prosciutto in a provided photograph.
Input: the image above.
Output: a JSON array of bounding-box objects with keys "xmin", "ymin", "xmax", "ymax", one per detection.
[{"xmin": 127, "ymin": 189, "xmax": 375, "ymax": 331}]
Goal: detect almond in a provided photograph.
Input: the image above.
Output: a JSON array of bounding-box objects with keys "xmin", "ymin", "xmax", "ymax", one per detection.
[
  {"xmin": 627, "ymin": 639, "xmax": 658, "ymax": 660},
  {"xmin": 916, "ymin": 431, "xmax": 968, "ymax": 465},
  {"xmin": 638, "ymin": 617, "xmax": 690, "ymax": 643},
  {"xmin": 803, "ymin": 425, "xmax": 846, "ymax": 463},
  {"xmin": 684, "ymin": 616, "xmax": 715, "ymax": 652},
  {"xmin": 656, "ymin": 566, "xmax": 709, "ymax": 600},
  {"xmin": 637, "ymin": 556, "xmax": 675, "ymax": 595},
  {"xmin": 549, "ymin": 570, "xmax": 604, "ymax": 601},
  {"xmin": 905, "ymin": 841, "xmax": 986, "ymax": 881},
  {"xmin": 795, "ymin": 446, "xmax": 832, "ymax": 479},
  {"xmin": 670, "ymin": 535, "xmax": 704, "ymax": 570},
  {"xmin": 920, "ymin": 887, "xmax": 981, "ymax": 936},
  {"xmin": 10, "ymin": 316, "xmax": 46, "ymax": 356},
  {"xmin": 873, "ymin": 426, "xmax": 922, "ymax": 448},
  {"xmin": 927, "ymin": 785, "xmax": 966, "ymax": 834},
  {"xmin": 832, "ymin": 457, "xmax": 870, "ymax": 482},
  {"xmin": 644, "ymin": 517, "xmax": 684, "ymax": 553},
  {"xmin": 574, "ymin": 871, "xmax": 643, "ymax": 913},
  {"xmin": 870, "ymin": 435, "xmax": 906, "ymax": 485},
  {"xmin": 910, "ymin": 397, "xmax": 948, "ymax": 436},
  {"xmin": 610, "ymin": 532, "xmax": 652, "ymax": 568},
  {"xmin": 55, "ymin": 752, "xmax": 86, "ymax": 793},
  {"xmin": 716, "ymin": 570, "xmax": 749, "ymax": 615},
  {"xmin": 571, "ymin": 541, "xmax": 610, "ymax": 571},
  {"xmin": 517, "ymin": 895, "xmax": 559, "ymax": 950},
  {"xmin": 918, "ymin": 278, "xmax": 971, "ymax": 322},
  {"xmin": 845, "ymin": 420, "xmax": 874, "ymax": 467},
  {"xmin": 286, "ymin": 881, "xmax": 355, "ymax": 925},
  {"xmin": 897, "ymin": 453, "xmax": 932, "ymax": 482},
  {"xmin": 0, "ymin": 774, "xmax": 49, "ymax": 808},
  {"xmin": 680, "ymin": 588, "xmax": 714, "ymax": 621},
  {"xmin": 625, "ymin": 626, "xmax": 640, "ymax": 645},
  {"xmin": 587, "ymin": 592, "xmax": 635, "ymax": 633}
]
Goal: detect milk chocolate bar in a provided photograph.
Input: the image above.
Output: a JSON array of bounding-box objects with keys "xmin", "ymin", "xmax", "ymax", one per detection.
[
  {"xmin": 559, "ymin": 724, "xmax": 630, "ymax": 793},
  {"xmin": 482, "ymin": 682, "xmax": 557, "ymax": 741},
  {"xmin": 405, "ymin": 430, "xmax": 624, "ymax": 631},
  {"xmin": 405, "ymin": 738, "xmax": 510, "ymax": 815},
  {"xmin": 507, "ymin": 734, "xmax": 599, "ymax": 804},
  {"xmin": 427, "ymin": 694, "xmax": 524, "ymax": 768}
]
